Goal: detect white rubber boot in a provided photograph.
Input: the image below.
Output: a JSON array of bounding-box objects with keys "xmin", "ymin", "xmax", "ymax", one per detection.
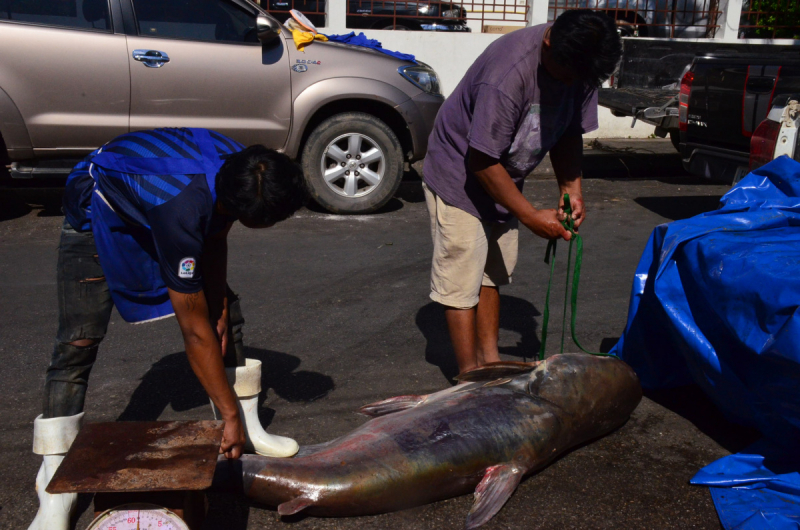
[
  {"xmin": 28, "ymin": 412, "xmax": 84, "ymax": 530},
  {"xmin": 212, "ymin": 359, "xmax": 298, "ymax": 457}
]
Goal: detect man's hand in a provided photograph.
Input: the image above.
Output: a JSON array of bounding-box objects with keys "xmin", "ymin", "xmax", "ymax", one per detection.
[
  {"xmin": 523, "ymin": 208, "xmax": 572, "ymax": 241},
  {"xmin": 219, "ymin": 411, "xmax": 247, "ymax": 459},
  {"xmin": 558, "ymin": 189, "xmax": 585, "ymax": 229}
]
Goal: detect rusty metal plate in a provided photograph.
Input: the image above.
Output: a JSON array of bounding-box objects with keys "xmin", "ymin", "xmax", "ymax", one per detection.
[{"xmin": 47, "ymin": 421, "xmax": 224, "ymax": 494}]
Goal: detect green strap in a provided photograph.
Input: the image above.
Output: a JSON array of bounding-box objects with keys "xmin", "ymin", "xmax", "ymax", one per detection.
[
  {"xmin": 537, "ymin": 239, "xmax": 557, "ymax": 359},
  {"xmin": 537, "ymin": 194, "xmax": 610, "ymax": 360}
]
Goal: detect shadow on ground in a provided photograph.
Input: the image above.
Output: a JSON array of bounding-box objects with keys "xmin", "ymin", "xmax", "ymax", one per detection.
[
  {"xmin": 580, "ymin": 140, "xmax": 689, "ymax": 179},
  {"xmin": 416, "ymin": 295, "xmax": 541, "ymax": 383},
  {"xmin": 634, "ymin": 195, "xmax": 724, "ymax": 221},
  {"xmin": 118, "ymin": 347, "xmax": 335, "ymax": 422},
  {"xmin": 0, "ymin": 188, "xmax": 64, "ymax": 221},
  {"xmin": 645, "ymin": 385, "xmax": 762, "ymax": 454},
  {"xmin": 0, "ymin": 191, "xmax": 31, "ymax": 221}
]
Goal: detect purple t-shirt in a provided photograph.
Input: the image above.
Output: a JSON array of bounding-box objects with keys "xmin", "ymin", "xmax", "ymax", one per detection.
[{"xmin": 423, "ymin": 23, "xmax": 599, "ymax": 222}]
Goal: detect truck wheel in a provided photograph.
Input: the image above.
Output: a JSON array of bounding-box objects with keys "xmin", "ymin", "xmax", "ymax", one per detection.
[{"xmin": 301, "ymin": 112, "xmax": 404, "ymax": 214}]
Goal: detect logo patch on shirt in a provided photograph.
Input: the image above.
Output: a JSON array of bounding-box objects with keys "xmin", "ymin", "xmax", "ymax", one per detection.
[{"xmin": 179, "ymin": 257, "xmax": 196, "ymax": 279}]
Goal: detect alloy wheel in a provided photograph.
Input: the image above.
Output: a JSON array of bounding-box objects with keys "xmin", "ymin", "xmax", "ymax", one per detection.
[{"xmin": 320, "ymin": 133, "xmax": 386, "ymax": 198}]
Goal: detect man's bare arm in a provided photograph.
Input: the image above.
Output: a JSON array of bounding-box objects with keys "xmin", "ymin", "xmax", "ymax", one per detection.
[
  {"xmin": 548, "ymin": 133, "xmax": 585, "ymax": 228},
  {"xmin": 468, "ymin": 148, "xmax": 570, "ymax": 240},
  {"xmin": 203, "ymin": 223, "xmax": 233, "ymax": 355},
  {"xmin": 168, "ymin": 287, "xmax": 245, "ymax": 459}
]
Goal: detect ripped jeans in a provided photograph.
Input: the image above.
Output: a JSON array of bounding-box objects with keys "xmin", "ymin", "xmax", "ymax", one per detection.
[{"xmin": 43, "ymin": 219, "xmax": 245, "ymax": 418}]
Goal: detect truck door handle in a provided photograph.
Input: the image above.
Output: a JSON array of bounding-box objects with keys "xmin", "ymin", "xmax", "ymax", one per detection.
[{"xmin": 132, "ymin": 49, "xmax": 170, "ymax": 68}]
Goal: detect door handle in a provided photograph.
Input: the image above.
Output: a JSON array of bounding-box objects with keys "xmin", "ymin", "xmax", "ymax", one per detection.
[{"xmin": 132, "ymin": 49, "xmax": 170, "ymax": 68}]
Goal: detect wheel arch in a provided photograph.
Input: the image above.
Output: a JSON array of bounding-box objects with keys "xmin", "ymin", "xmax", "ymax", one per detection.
[
  {"xmin": 298, "ymin": 100, "xmax": 412, "ymax": 165},
  {"xmin": 0, "ymin": 85, "xmax": 33, "ymax": 161},
  {"xmin": 286, "ymin": 78, "xmax": 417, "ymax": 161}
]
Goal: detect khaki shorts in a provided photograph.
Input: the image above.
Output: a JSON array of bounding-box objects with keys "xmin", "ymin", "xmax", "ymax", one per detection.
[{"xmin": 424, "ymin": 182, "xmax": 518, "ymax": 309}]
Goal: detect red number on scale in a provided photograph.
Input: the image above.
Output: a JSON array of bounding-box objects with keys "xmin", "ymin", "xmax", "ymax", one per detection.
[
  {"xmin": 158, "ymin": 522, "xmax": 163, "ymax": 527},
  {"xmin": 128, "ymin": 518, "xmax": 137, "ymax": 523}
]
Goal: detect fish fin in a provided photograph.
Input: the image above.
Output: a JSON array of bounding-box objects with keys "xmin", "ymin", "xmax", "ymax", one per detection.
[
  {"xmin": 482, "ymin": 377, "xmax": 513, "ymax": 388},
  {"xmin": 277, "ymin": 497, "xmax": 314, "ymax": 516},
  {"xmin": 357, "ymin": 395, "xmax": 426, "ymax": 417},
  {"xmin": 455, "ymin": 361, "xmax": 539, "ymax": 383},
  {"xmin": 464, "ymin": 464, "xmax": 524, "ymax": 530}
]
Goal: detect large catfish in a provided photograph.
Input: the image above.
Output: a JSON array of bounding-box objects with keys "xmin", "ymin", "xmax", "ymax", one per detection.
[{"xmin": 216, "ymin": 353, "xmax": 642, "ymax": 529}]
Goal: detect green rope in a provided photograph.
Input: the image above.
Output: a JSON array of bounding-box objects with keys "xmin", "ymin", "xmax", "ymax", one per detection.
[{"xmin": 537, "ymin": 193, "xmax": 610, "ymax": 361}]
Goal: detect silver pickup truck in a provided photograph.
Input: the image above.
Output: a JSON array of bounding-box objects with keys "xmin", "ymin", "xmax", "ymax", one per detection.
[{"xmin": 0, "ymin": 0, "xmax": 444, "ymax": 213}]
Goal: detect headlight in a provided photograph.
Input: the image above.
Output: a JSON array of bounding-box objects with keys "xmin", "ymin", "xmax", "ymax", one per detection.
[
  {"xmin": 442, "ymin": 9, "xmax": 459, "ymax": 18},
  {"xmin": 399, "ymin": 65, "xmax": 442, "ymax": 95}
]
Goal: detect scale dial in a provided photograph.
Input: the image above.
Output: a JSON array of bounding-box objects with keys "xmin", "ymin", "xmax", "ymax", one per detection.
[{"xmin": 87, "ymin": 504, "xmax": 189, "ymax": 530}]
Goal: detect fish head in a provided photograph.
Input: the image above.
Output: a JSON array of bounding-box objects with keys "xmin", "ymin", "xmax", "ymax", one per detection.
[{"xmin": 520, "ymin": 353, "xmax": 642, "ymax": 438}]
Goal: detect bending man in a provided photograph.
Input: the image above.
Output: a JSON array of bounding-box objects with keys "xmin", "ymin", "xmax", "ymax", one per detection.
[{"xmin": 29, "ymin": 128, "xmax": 308, "ymax": 529}]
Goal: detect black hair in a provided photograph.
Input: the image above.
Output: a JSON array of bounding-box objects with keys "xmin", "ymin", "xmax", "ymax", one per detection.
[
  {"xmin": 216, "ymin": 145, "xmax": 309, "ymax": 226},
  {"xmin": 550, "ymin": 9, "xmax": 622, "ymax": 88}
]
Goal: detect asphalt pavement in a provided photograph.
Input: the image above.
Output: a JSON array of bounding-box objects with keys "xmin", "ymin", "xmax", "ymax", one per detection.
[{"xmin": 0, "ymin": 139, "xmax": 758, "ymax": 529}]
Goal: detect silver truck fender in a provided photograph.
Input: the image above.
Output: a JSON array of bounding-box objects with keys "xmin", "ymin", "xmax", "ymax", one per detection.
[{"xmin": 285, "ymin": 77, "xmax": 412, "ymax": 159}]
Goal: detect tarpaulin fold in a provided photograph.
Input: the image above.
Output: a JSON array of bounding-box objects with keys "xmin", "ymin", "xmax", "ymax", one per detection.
[{"xmin": 691, "ymin": 441, "xmax": 800, "ymax": 530}]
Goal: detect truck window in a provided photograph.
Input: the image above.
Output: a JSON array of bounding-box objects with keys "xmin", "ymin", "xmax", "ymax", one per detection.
[
  {"xmin": 0, "ymin": 0, "xmax": 111, "ymax": 32},
  {"xmin": 132, "ymin": 0, "xmax": 258, "ymax": 44}
]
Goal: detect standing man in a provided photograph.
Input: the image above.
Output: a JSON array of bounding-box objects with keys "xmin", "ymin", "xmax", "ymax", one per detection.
[
  {"xmin": 422, "ymin": 10, "xmax": 622, "ymax": 375},
  {"xmin": 29, "ymin": 128, "xmax": 308, "ymax": 529}
]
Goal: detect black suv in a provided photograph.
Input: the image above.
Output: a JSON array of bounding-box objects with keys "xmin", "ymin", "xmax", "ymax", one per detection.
[{"xmin": 268, "ymin": 1, "xmax": 470, "ymax": 32}]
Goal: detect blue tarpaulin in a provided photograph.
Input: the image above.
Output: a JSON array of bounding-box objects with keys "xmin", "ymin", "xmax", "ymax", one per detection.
[
  {"xmin": 610, "ymin": 156, "xmax": 800, "ymax": 528},
  {"xmin": 325, "ymin": 32, "xmax": 417, "ymax": 63}
]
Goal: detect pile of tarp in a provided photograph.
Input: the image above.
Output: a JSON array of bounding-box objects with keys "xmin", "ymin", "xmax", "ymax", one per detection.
[
  {"xmin": 326, "ymin": 32, "xmax": 417, "ymax": 63},
  {"xmin": 611, "ymin": 156, "xmax": 800, "ymax": 529}
]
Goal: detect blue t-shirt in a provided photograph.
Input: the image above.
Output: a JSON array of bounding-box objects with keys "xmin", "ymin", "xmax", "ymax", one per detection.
[{"xmin": 64, "ymin": 128, "xmax": 243, "ymax": 295}]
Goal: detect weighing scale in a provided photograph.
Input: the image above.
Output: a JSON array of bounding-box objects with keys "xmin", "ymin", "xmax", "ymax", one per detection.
[{"xmin": 47, "ymin": 421, "xmax": 224, "ymax": 530}]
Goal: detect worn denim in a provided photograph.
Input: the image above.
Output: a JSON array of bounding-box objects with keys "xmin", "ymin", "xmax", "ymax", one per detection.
[{"xmin": 44, "ymin": 220, "xmax": 245, "ymax": 418}]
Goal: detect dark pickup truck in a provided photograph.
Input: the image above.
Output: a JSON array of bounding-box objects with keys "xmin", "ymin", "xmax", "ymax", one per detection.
[{"xmin": 600, "ymin": 39, "xmax": 800, "ymax": 182}]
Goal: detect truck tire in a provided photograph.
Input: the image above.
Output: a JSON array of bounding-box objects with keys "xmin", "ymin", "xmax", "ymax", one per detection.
[{"xmin": 301, "ymin": 112, "xmax": 404, "ymax": 214}]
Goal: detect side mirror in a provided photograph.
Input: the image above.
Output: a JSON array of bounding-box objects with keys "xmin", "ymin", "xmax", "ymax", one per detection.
[{"xmin": 257, "ymin": 14, "xmax": 282, "ymax": 44}]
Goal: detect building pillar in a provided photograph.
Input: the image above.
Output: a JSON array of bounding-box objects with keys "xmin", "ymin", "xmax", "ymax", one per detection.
[
  {"xmin": 716, "ymin": 0, "xmax": 744, "ymax": 41},
  {"xmin": 327, "ymin": 0, "xmax": 347, "ymax": 32},
  {"xmin": 528, "ymin": 0, "xmax": 549, "ymax": 26}
]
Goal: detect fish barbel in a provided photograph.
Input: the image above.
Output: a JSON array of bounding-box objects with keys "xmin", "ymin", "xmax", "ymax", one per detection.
[{"xmin": 216, "ymin": 353, "xmax": 642, "ymax": 529}]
